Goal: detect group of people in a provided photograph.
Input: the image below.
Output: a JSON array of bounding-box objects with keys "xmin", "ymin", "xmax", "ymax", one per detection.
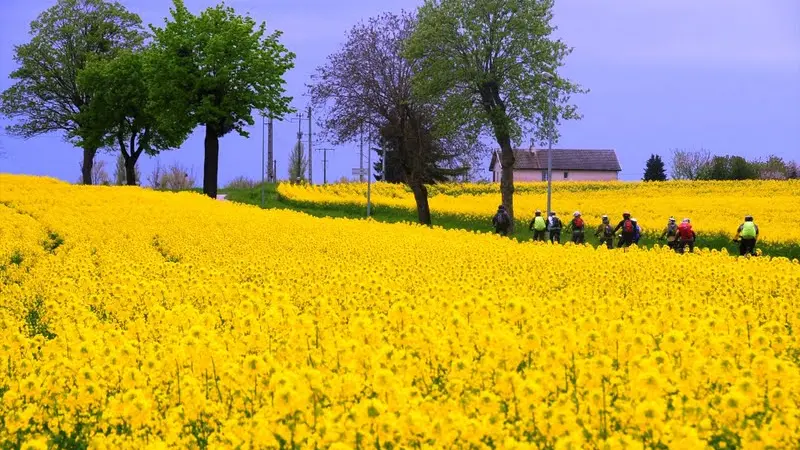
[{"xmin": 492, "ymin": 205, "xmax": 760, "ymax": 256}]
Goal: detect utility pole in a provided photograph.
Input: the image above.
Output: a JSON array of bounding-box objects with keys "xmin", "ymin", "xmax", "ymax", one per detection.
[
  {"xmin": 359, "ymin": 126, "xmax": 364, "ymax": 182},
  {"xmin": 267, "ymin": 116, "xmax": 274, "ymax": 183},
  {"xmin": 542, "ymin": 72, "xmax": 555, "ymax": 219},
  {"xmin": 316, "ymin": 148, "xmax": 334, "ymax": 184},
  {"xmin": 261, "ymin": 114, "xmax": 265, "ymax": 207},
  {"xmin": 366, "ymin": 133, "xmax": 372, "ymax": 216},
  {"xmin": 307, "ymin": 106, "xmax": 313, "ymax": 184}
]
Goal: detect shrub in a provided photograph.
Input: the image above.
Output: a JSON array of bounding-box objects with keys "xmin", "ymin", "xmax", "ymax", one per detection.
[{"xmin": 224, "ymin": 176, "xmax": 258, "ymax": 190}]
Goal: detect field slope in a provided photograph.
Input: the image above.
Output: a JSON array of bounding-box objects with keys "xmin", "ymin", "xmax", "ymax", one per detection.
[{"xmin": 1, "ymin": 174, "xmax": 800, "ymax": 449}]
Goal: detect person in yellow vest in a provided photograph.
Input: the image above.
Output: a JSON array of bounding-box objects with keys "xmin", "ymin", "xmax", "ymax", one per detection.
[
  {"xmin": 734, "ymin": 215, "xmax": 759, "ymax": 256},
  {"xmin": 529, "ymin": 209, "xmax": 547, "ymax": 242}
]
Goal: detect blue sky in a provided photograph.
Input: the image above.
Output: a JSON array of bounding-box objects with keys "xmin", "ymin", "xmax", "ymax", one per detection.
[{"xmin": 1, "ymin": 0, "xmax": 798, "ymax": 184}]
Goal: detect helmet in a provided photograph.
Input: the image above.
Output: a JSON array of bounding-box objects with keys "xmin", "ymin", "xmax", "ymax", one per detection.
[
  {"xmin": 669, "ymin": 217, "xmax": 675, "ymax": 222},
  {"xmin": 535, "ymin": 209, "xmax": 542, "ymax": 215},
  {"xmin": 574, "ymin": 211, "xmax": 581, "ymax": 217},
  {"xmin": 623, "ymin": 211, "xmax": 631, "ymax": 218},
  {"xmin": 745, "ymin": 215, "xmax": 753, "ymax": 221},
  {"xmin": 550, "ymin": 212, "xmax": 557, "ymax": 216},
  {"xmin": 682, "ymin": 218, "xmax": 690, "ymax": 223},
  {"xmin": 601, "ymin": 214, "xmax": 608, "ymax": 219},
  {"xmin": 498, "ymin": 205, "xmax": 505, "ymax": 210}
]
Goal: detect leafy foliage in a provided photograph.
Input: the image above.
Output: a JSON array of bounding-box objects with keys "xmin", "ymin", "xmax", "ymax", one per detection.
[
  {"xmin": 0, "ymin": 0, "xmax": 144, "ymax": 184},
  {"xmin": 643, "ymin": 154, "xmax": 667, "ymax": 181},
  {"xmin": 77, "ymin": 49, "xmax": 190, "ymax": 185},
  {"xmin": 149, "ymin": 0, "xmax": 295, "ymax": 197}
]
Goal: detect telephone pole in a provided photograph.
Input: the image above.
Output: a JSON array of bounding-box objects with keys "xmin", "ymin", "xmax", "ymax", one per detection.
[
  {"xmin": 261, "ymin": 113, "xmax": 265, "ymax": 207},
  {"xmin": 316, "ymin": 148, "xmax": 335, "ymax": 184},
  {"xmin": 307, "ymin": 106, "xmax": 313, "ymax": 184},
  {"xmin": 359, "ymin": 126, "xmax": 364, "ymax": 182},
  {"xmin": 267, "ymin": 116, "xmax": 274, "ymax": 182}
]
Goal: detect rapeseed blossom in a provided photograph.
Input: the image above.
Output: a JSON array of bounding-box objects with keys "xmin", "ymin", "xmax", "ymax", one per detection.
[
  {"xmin": 1, "ymin": 174, "xmax": 800, "ymax": 448},
  {"xmin": 278, "ymin": 180, "xmax": 800, "ymax": 242}
]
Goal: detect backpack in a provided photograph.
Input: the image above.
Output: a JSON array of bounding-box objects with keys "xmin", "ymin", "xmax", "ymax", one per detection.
[
  {"xmin": 574, "ymin": 217, "xmax": 584, "ymax": 229},
  {"xmin": 494, "ymin": 212, "xmax": 509, "ymax": 228},
  {"xmin": 533, "ymin": 216, "xmax": 546, "ymax": 231},
  {"xmin": 550, "ymin": 217, "xmax": 562, "ymax": 229},
  {"xmin": 623, "ymin": 219, "xmax": 634, "ymax": 234},
  {"xmin": 741, "ymin": 222, "xmax": 757, "ymax": 239},
  {"xmin": 667, "ymin": 223, "xmax": 677, "ymax": 236},
  {"xmin": 603, "ymin": 224, "xmax": 614, "ymax": 238},
  {"xmin": 678, "ymin": 223, "xmax": 693, "ymax": 239}
]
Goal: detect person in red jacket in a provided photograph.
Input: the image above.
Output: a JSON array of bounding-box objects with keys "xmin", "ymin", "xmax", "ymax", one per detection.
[{"xmin": 675, "ymin": 218, "xmax": 696, "ymax": 254}]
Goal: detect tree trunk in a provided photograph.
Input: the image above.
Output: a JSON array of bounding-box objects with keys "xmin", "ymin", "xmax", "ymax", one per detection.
[
  {"xmin": 410, "ymin": 181, "xmax": 432, "ymax": 226},
  {"xmin": 81, "ymin": 147, "xmax": 97, "ymax": 185},
  {"xmin": 498, "ymin": 135, "xmax": 516, "ymax": 234},
  {"xmin": 203, "ymin": 124, "xmax": 220, "ymax": 198},
  {"xmin": 125, "ymin": 154, "xmax": 138, "ymax": 186}
]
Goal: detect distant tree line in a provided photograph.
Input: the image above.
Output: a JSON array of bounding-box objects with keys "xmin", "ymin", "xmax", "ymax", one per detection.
[{"xmin": 670, "ymin": 148, "xmax": 798, "ymax": 181}]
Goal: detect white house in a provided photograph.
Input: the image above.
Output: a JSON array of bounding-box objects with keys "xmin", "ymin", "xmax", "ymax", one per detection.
[{"xmin": 489, "ymin": 149, "xmax": 622, "ymax": 182}]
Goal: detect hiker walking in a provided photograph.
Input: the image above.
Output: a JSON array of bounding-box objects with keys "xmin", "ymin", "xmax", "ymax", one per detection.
[
  {"xmin": 614, "ymin": 212, "xmax": 636, "ymax": 248},
  {"xmin": 675, "ymin": 218, "xmax": 696, "ymax": 254},
  {"xmin": 659, "ymin": 217, "xmax": 679, "ymax": 250},
  {"xmin": 567, "ymin": 211, "xmax": 586, "ymax": 244},
  {"xmin": 594, "ymin": 215, "xmax": 615, "ymax": 249},
  {"xmin": 492, "ymin": 205, "xmax": 511, "ymax": 236},
  {"xmin": 632, "ymin": 218, "xmax": 642, "ymax": 245},
  {"xmin": 734, "ymin": 215, "xmax": 759, "ymax": 256},
  {"xmin": 529, "ymin": 210, "xmax": 547, "ymax": 242},
  {"xmin": 548, "ymin": 212, "xmax": 562, "ymax": 244}
]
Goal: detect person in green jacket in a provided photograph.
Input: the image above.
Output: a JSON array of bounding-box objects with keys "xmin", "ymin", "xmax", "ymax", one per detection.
[
  {"xmin": 529, "ymin": 210, "xmax": 547, "ymax": 241},
  {"xmin": 734, "ymin": 215, "xmax": 759, "ymax": 256}
]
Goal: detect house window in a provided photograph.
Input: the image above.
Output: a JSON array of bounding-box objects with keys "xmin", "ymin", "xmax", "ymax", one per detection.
[{"xmin": 563, "ymin": 171, "xmax": 569, "ymax": 179}]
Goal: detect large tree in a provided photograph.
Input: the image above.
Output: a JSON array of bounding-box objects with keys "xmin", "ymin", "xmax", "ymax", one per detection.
[
  {"xmin": 310, "ymin": 11, "xmax": 479, "ymax": 225},
  {"xmin": 669, "ymin": 148, "xmax": 712, "ymax": 180},
  {"xmin": 0, "ymin": 0, "xmax": 144, "ymax": 184},
  {"xmin": 406, "ymin": 0, "xmax": 584, "ymax": 232},
  {"xmin": 77, "ymin": 49, "xmax": 189, "ymax": 185},
  {"xmin": 149, "ymin": 0, "xmax": 295, "ymax": 198}
]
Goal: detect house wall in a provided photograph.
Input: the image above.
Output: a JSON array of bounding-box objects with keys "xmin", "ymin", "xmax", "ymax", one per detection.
[
  {"xmin": 491, "ymin": 169, "xmax": 619, "ymax": 182},
  {"xmin": 563, "ymin": 170, "xmax": 619, "ymax": 181}
]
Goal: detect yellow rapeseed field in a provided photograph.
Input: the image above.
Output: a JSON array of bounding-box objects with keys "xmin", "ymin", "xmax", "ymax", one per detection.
[
  {"xmin": 277, "ymin": 180, "xmax": 800, "ymax": 243},
  {"xmin": 2, "ymin": 174, "xmax": 800, "ymax": 449}
]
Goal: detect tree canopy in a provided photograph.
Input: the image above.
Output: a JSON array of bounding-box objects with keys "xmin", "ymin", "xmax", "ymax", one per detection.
[
  {"xmin": 0, "ymin": 0, "xmax": 144, "ymax": 184},
  {"xmin": 406, "ymin": 0, "xmax": 584, "ymax": 231},
  {"xmin": 77, "ymin": 49, "xmax": 190, "ymax": 185},
  {"xmin": 149, "ymin": 0, "xmax": 295, "ymax": 198}
]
